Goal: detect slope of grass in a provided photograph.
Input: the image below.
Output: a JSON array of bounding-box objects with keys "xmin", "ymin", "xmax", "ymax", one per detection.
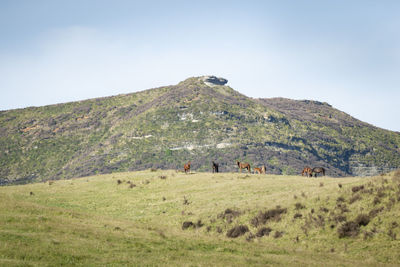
[{"xmin": 1, "ymin": 170, "xmax": 400, "ymax": 266}]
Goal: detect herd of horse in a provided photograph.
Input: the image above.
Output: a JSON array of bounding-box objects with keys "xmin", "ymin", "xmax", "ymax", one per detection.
[
  {"xmin": 182, "ymin": 161, "xmax": 325, "ymax": 177},
  {"xmin": 300, "ymin": 166, "xmax": 326, "ymax": 177}
]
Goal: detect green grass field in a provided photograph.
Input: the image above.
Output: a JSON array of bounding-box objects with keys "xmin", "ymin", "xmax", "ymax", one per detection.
[{"xmin": 1, "ymin": 170, "xmax": 400, "ymax": 266}]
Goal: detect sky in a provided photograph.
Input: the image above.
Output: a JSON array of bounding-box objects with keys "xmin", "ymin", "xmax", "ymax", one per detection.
[{"xmin": 1, "ymin": 0, "xmax": 399, "ymax": 131}]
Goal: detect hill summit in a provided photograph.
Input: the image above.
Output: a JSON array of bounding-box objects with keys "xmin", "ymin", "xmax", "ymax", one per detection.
[{"xmin": 1, "ymin": 76, "xmax": 400, "ymax": 184}]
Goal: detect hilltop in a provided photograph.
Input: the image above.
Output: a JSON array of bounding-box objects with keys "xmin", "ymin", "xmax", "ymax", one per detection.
[
  {"xmin": 1, "ymin": 170, "xmax": 400, "ymax": 265},
  {"xmin": 1, "ymin": 76, "xmax": 400, "ymax": 184}
]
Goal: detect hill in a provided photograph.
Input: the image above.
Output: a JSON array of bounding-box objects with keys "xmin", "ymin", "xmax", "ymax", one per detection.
[
  {"xmin": 1, "ymin": 76, "xmax": 400, "ymax": 184},
  {"xmin": 0, "ymin": 170, "xmax": 400, "ymax": 266}
]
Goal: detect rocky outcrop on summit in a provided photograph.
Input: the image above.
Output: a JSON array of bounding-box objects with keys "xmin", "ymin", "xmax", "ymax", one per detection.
[{"xmin": 201, "ymin": 76, "xmax": 228, "ymax": 86}]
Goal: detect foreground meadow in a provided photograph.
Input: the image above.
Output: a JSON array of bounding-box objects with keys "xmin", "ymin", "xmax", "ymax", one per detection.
[{"xmin": 1, "ymin": 170, "xmax": 400, "ymax": 266}]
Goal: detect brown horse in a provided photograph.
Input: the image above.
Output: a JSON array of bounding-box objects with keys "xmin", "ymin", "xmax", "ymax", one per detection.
[
  {"xmin": 312, "ymin": 167, "xmax": 325, "ymax": 177},
  {"xmin": 254, "ymin": 167, "xmax": 262, "ymax": 174},
  {"xmin": 237, "ymin": 161, "xmax": 251, "ymax": 173},
  {"xmin": 212, "ymin": 161, "xmax": 219, "ymax": 173},
  {"xmin": 301, "ymin": 167, "xmax": 312, "ymax": 178},
  {"xmin": 261, "ymin": 165, "xmax": 266, "ymax": 174},
  {"xmin": 254, "ymin": 166, "xmax": 266, "ymax": 174},
  {"xmin": 184, "ymin": 161, "xmax": 191, "ymax": 174}
]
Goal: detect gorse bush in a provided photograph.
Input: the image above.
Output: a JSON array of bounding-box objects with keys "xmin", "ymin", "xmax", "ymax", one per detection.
[
  {"xmin": 256, "ymin": 227, "xmax": 272, "ymax": 237},
  {"xmin": 354, "ymin": 214, "xmax": 370, "ymax": 226},
  {"xmin": 349, "ymin": 194, "xmax": 362, "ymax": 204},
  {"xmin": 251, "ymin": 207, "xmax": 287, "ymax": 227},
  {"xmin": 226, "ymin": 225, "xmax": 249, "ymax": 238},
  {"xmin": 338, "ymin": 221, "xmax": 360, "ymax": 238},
  {"xmin": 293, "ymin": 213, "xmax": 303, "ymax": 219},
  {"xmin": 352, "ymin": 185, "xmax": 364, "ymax": 193}
]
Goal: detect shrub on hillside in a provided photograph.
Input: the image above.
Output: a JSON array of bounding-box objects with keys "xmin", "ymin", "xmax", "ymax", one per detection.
[
  {"xmin": 182, "ymin": 221, "xmax": 194, "ymax": 230},
  {"xmin": 338, "ymin": 221, "xmax": 360, "ymax": 238},
  {"xmin": 250, "ymin": 207, "xmax": 287, "ymax": 227},
  {"xmin": 226, "ymin": 225, "xmax": 249, "ymax": 238},
  {"xmin": 369, "ymin": 206, "xmax": 384, "ymax": 218},
  {"xmin": 183, "ymin": 196, "xmax": 190, "ymax": 205},
  {"xmin": 333, "ymin": 214, "xmax": 347, "ymax": 223},
  {"xmin": 352, "ymin": 185, "xmax": 364, "ymax": 193},
  {"xmin": 320, "ymin": 207, "xmax": 329, "ymax": 213},
  {"xmin": 363, "ymin": 231, "xmax": 375, "ymax": 240},
  {"xmin": 195, "ymin": 220, "xmax": 204, "ymax": 228},
  {"xmin": 273, "ymin": 231, "xmax": 284, "ymax": 239},
  {"xmin": 386, "ymin": 197, "xmax": 396, "ymax": 210},
  {"xmin": 336, "ymin": 203, "xmax": 350, "ymax": 213},
  {"xmin": 336, "ymin": 196, "xmax": 345, "ymax": 203},
  {"xmin": 354, "ymin": 214, "xmax": 370, "ymax": 226},
  {"xmin": 302, "ymin": 212, "xmax": 326, "ymax": 231},
  {"xmin": 349, "ymin": 194, "xmax": 362, "ymax": 204},
  {"xmin": 293, "ymin": 213, "xmax": 302, "ymax": 219},
  {"xmin": 245, "ymin": 232, "xmax": 256, "ymax": 242},
  {"xmin": 338, "ymin": 213, "xmax": 371, "ymax": 238},
  {"xmin": 373, "ymin": 196, "xmax": 381, "ymax": 205},
  {"xmin": 256, "ymin": 227, "xmax": 272, "ymax": 237},
  {"xmin": 315, "ymin": 214, "xmax": 325, "ymax": 228},
  {"xmin": 388, "ymin": 229, "xmax": 397, "ymax": 240},
  {"xmin": 376, "ymin": 188, "xmax": 386, "ymax": 198},
  {"xmin": 360, "ymin": 187, "xmax": 374, "ymax": 195},
  {"xmin": 218, "ymin": 208, "xmax": 242, "ymax": 224}
]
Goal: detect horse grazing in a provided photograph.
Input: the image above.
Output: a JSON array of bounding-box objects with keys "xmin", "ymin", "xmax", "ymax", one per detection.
[
  {"xmin": 312, "ymin": 167, "xmax": 325, "ymax": 177},
  {"xmin": 301, "ymin": 167, "xmax": 312, "ymax": 178},
  {"xmin": 184, "ymin": 161, "xmax": 191, "ymax": 174},
  {"xmin": 236, "ymin": 161, "xmax": 251, "ymax": 173},
  {"xmin": 254, "ymin": 166, "xmax": 266, "ymax": 174},
  {"xmin": 212, "ymin": 161, "xmax": 219, "ymax": 173}
]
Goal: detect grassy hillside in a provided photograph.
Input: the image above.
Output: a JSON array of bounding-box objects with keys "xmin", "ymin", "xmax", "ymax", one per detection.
[
  {"xmin": 1, "ymin": 76, "xmax": 400, "ymax": 184},
  {"xmin": 1, "ymin": 170, "xmax": 400, "ymax": 266}
]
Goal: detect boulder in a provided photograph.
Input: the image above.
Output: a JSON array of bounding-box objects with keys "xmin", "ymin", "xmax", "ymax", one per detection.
[{"xmin": 201, "ymin": 76, "xmax": 228, "ymax": 86}]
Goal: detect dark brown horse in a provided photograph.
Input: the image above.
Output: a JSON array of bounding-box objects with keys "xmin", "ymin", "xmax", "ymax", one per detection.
[
  {"xmin": 184, "ymin": 161, "xmax": 191, "ymax": 174},
  {"xmin": 212, "ymin": 161, "xmax": 219, "ymax": 173},
  {"xmin": 301, "ymin": 167, "xmax": 312, "ymax": 177},
  {"xmin": 312, "ymin": 167, "xmax": 325, "ymax": 177},
  {"xmin": 236, "ymin": 161, "xmax": 251, "ymax": 173}
]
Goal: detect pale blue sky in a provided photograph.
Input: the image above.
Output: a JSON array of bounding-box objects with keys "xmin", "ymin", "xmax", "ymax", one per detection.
[{"xmin": 1, "ymin": 1, "xmax": 399, "ymax": 131}]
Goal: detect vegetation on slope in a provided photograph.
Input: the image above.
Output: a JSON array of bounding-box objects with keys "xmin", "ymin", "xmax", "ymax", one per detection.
[
  {"xmin": 1, "ymin": 170, "xmax": 400, "ymax": 266},
  {"xmin": 1, "ymin": 76, "xmax": 400, "ymax": 184}
]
